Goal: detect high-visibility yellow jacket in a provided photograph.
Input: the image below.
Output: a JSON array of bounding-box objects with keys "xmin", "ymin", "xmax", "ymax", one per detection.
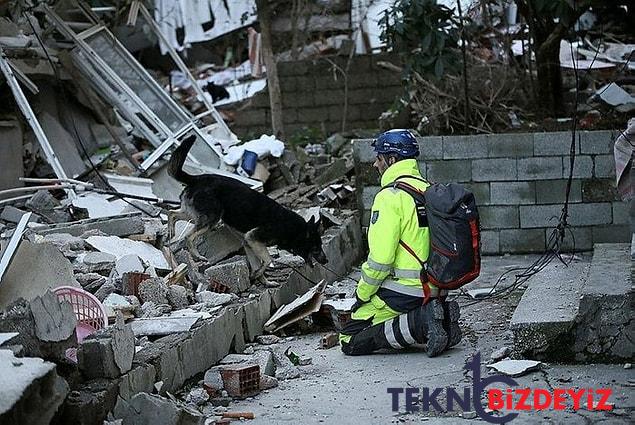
[{"xmin": 356, "ymin": 159, "xmax": 434, "ymax": 311}]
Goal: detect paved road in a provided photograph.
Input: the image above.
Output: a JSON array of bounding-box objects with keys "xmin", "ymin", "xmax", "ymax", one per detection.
[{"xmin": 227, "ymin": 255, "xmax": 634, "ymax": 424}]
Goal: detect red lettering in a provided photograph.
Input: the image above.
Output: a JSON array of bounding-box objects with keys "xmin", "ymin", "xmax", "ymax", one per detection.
[
  {"xmin": 587, "ymin": 388, "xmax": 594, "ymax": 410},
  {"xmin": 515, "ymin": 388, "xmax": 532, "ymax": 411},
  {"xmin": 533, "ymin": 389, "xmax": 552, "ymax": 410},
  {"xmin": 488, "ymin": 389, "xmax": 504, "ymax": 410},
  {"xmin": 566, "ymin": 389, "xmax": 585, "ymax": 410},
  {"xmin": 553, "ymin": 389, "xmax": 566, "ymax": 410},
  {"xmin": 506, "ymin": 389, "xmax": 513, "ymax": 410},
  {"xmin": 595, "ymin": 389, "xmax": 613, "ymax": 411}
]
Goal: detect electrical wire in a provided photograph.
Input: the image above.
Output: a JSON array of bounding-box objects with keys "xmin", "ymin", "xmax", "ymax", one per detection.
[
  {"xmin": 22, "ymin": 8, "xmax": 161, "ymax": 217},
  {"xmin": 458, "ymin": 3, "xmax": 610, "ymax": 308}
]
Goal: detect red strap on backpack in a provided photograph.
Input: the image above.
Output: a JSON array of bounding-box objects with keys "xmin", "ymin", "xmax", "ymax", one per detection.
[{"xmin": 398, "ymin": 240, "xmax": 433, "ymax": 305}]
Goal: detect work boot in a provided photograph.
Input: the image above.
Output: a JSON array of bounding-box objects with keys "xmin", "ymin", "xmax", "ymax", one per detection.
[
  {"xmin": 420, "ymin": 298, "xmax": 448, "ymax": 357},
  {"xmin": 442, "ymin": 300, "xmax": 462, "ymax": 349}
]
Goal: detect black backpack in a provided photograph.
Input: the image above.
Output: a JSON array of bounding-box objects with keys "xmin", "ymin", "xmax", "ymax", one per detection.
[{"xmin": 383, "ymin": 176, "xmax": 481, "ymax": 299}]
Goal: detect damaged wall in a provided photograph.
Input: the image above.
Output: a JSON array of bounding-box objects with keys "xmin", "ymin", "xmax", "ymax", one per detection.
[
  {"xmin": 226, "ymin": 53, "xmax": 403, "ymax": 137},
  {"xmin": 354, "ymin": 130, "xmax": 628, "ymax": 254}
]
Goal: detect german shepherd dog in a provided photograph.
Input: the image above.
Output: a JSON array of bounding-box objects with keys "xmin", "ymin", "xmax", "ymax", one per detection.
[{"xmin": 167, "ymin": 135, "xmax": 327, "ymax": 283}]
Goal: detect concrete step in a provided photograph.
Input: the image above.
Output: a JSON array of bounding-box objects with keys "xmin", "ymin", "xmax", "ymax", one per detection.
[
  {"xmin": 511, "ymin": 258, "xmax": 590, "ymax": 360},
  {"xmin": 573, "ymin": 243, "xmax": 633, "ymax": 362}
]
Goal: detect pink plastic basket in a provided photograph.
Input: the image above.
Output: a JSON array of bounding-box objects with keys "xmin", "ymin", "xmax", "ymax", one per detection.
[{"xmin": 54, "ymin": 286, "xmax": 108, "ymax": 362}]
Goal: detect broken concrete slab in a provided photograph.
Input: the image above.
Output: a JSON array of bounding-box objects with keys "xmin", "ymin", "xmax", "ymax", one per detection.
[
  {"xmin": 86, "ymin": 235, "xmax": 170, "ymax": 270},
  {"xmin": 488, "ymin": 359, "xmax": 542, "ymax": 377},
  {"xmin": 36, "ymin": 213, "xmax": 145, "ymax": 238},
  {"xmin": 574, "ymin": 243, "xmax": 633, "ymax": 362},
  {"xmin": 138, "ymin": 278, "xmax": 169, "ymax": 305},
  {"xmin": 115, "ymin": 254, "xmax": 144, "ymax": 276},
  {"xmin": 81, "ymin": 251, "xmax": 117, "ymax": 273},
  {"xmin": 103, "ymin": 293, "xmax": 134, "ymax": 319},
  {"xmin": 1, "ymin": 205, "xmax": 38, "ymax": 224},
  {"xmin": 0, "ymin": 240, "xmax": 80, "ymax": 310},
  {"xmin": 510, "ymin": 260, "xmax": 590, "ymax": 360},
  {"xmin": 195, "ymin": 225, "xmax": 244, "ymax": 265},
  {"xmin": 78, "ymin": 316, "xmax": 134, "ymax": 379},
  {"xmin": 195, "ymin": 291, "xmax": 234, "ymax": 307},
  {"xmin": 204, "ymin": 256, "xmax": 250, "ymax": 293},
  {"xmin": 167, "ymin": 284, "xmax": 189, "ymax": 309},
  {"xmin": 30, "ymin": 290, "xmax": 77, "ymax": 343},
  {"xmin": 128, "ymin": 316, "xmax": 201, "ymax": 337},
  {"xmin": 41, "ymin": 233, "xmax": 86, "ymax": 252},
  {"xmin": 118, "ymin": 392, "xmax": 205, "ymax": 425},
  {"xmin": 0, "ymin": 349, "xmax": 69, "ymax": 425}
]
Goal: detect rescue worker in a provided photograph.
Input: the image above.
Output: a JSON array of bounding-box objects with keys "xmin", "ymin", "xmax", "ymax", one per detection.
[{"xmin": 340, "ymin": 129, "xmax": 461, "ymax": 356}]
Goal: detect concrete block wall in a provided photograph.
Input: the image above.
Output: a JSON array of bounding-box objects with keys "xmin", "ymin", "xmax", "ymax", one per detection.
[
  {"xmin": 226, "ymin": 53, "xmax": 403, "ymax": 137},
  {"xmin": 354, "ymin": 130, "xmax": 628, "ymax": 254}
]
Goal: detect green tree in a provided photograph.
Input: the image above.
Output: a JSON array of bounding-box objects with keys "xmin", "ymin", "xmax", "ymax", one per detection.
[{"xmin": 379, "ymin": 0, "xmax": 460, "ymax": 80}]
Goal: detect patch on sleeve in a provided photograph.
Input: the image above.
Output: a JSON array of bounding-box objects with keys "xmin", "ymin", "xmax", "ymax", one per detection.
[{"xmin": 371, "ymin": 210, "xmax": 379, "ymax": 224}]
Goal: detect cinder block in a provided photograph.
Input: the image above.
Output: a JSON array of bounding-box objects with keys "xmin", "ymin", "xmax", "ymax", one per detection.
[
  {"xmin": 348, "ymin": 88, "xmax": 379, "ymax": 105},
  {"xmin": 362, "ymin": 186, "xmax": 380, "ymax": 210},
  {"xmin": 416, "ymin": 161, "xmax": 427, "ymax": 178},
  {"xmin": 500, "ymin": 229, "xmax": 546, "ymax": 253},
  {"xmin": 480, "ymin": 230, "xmax": 499, "ymax": 254},
  {"xmin": 568, "ymin": 203, "xmax": 612, "ymax": 226},
  {"xmin": 442, "ymin": 134, "xmax": 488, "ymax": 159},
  {"xmin": 594, "ymin": 155, "xmax": 616, "ymax": 178},
  {"xmin": 314, "ymin": 89, "xmax": 344, "ymax": 106},
  {"xmin": 552, "ymin": 226, "xmax": 593, "ymax": 251},
  {"xmin": 278, "ymin": 60, "xmax": 309, "ymax": 76},
  {"xmin": 613, "ymin": 201, "xmax": 629, "ymax": 225},
  {"xmin": 517, "ymin": 157, "xmax": 562, "ymax": 180},
  {"xmin": 486, "ymin": 133, "xmax": 533, "ymax": 158},
  {"xmin": 536, "ymin": 179, "xmax": 582, "ymax": 204},
  {"xmin": 353, "ymin": 139, "xmax": 376, "ymax": 164},
  {"xmin": 237, "ymin": 109, "xmax": 267, "ymax": 126},
  {"xmin": 490, "ymin": 181, "xmax": 535, "ymax": 205},
  {"xmin": 348, "ymin": 73, "xmax": 378, "ymax": 89},
  {"xmin": 464, "ymin": 182, "xmax": 490, "ymax": 205},
  {"xmin": 426, "ymin": 160, "xmax": 471, "ymax": 182},
  {"xmin": 533, "ymin": 131, "xmax": 579, "ymax": 156},
  {"xmin": 579, "ymin": 130, "xmax": 615, "ymax": 155},
  {"xmin": 479, "ymin": 206, "xmax": 519, "ymax": 229},
  {"xmin": 282, "ymin": 92, "xmax": 314, "ymax": 108},
  {"xmin": 355, "ymin": 162, "xmax": 380, "ymax": 186},
  {"xmin": 519, "ymin": 205, "xmax": 562, "ymax": 228},
  {"xmin": 562, "ymin": 155, "xmax": 593, "ymax": 179},
  {"xmin": 417, "ymin": 137, "xmax": 443, "ymax": 160},
  {"xmin": 315, "ymin": 76, "xmax": 343, "ymax": 91},
  {"xmin": 592, "ymin": 225, "xmax": 631, "ymax": 243},
  {"xmin": 297, "ymin": 107, "xmax": 329, "ymax": 123},
  {"xmin": 472, "ymin": 158, "xmax": 516, "ymax": 182},
  {"xmin": 581, "ymin": 179, "xmax": 619, "ymax": 202}
]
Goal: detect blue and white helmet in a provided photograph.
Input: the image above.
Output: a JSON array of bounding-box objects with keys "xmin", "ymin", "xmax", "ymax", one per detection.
[{"xmin": 372, "ymin": 129, "xmax": 420, "ymax": 158}]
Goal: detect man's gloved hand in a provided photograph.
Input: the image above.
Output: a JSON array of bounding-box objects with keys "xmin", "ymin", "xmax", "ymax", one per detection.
[{"xmin": 350, "ymin": 293, "xmax": 366, "ymax": 312}]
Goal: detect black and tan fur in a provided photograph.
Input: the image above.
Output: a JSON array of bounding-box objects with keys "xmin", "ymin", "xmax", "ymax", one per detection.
[{"xmin": 167, "ymin": 136, "xmax": 327, "ymax": 281}]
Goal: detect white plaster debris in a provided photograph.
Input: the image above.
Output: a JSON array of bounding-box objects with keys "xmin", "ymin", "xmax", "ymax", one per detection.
[
  {"xmin": 488, "ymin": 359, "xmax": 542, "ymax": 377},
  {"xmin": 86, "ymin": 235, "xmax": 170, "ymax": 270}
]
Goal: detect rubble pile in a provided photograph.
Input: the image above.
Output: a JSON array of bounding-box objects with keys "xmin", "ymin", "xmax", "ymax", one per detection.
[{"xmin": 0, "ymin": 3, "xmax": 367, "ymax": 424}]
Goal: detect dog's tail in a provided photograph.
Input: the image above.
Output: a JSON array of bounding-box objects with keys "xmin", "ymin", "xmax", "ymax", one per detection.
[{"xmin": 168, "ymin": 135, "xmax": 197, "ymax": 185}]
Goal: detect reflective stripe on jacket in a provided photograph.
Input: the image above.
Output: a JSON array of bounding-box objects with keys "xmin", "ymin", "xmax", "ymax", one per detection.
[{"xmin": 356, "ymin": 159, "xmax": 431, "ymax": 305}]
